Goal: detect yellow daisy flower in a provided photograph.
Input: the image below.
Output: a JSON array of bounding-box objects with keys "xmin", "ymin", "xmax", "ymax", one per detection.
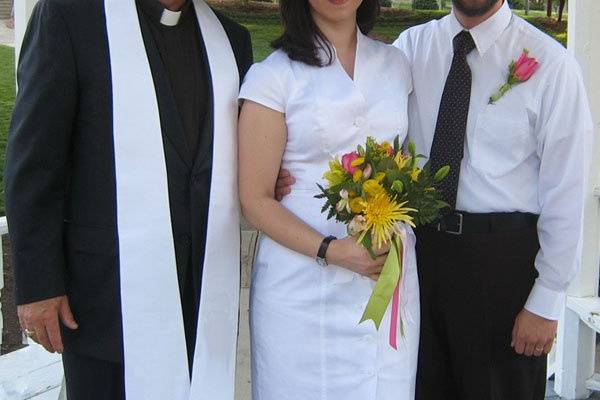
[
  {"xmin": 350, "ymin": 197, "xmax": 366, "ymax": 213},
  {"xmin": 358, "ymin": 194, "xmax": 416, "ymax": 249}
]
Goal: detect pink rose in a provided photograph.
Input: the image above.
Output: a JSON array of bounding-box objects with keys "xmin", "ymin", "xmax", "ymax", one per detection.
[
  {"xmin": 342, "ymin": 152, "xmax": 360, "ymax": 174},
  {"xmin": 513, "ymin": 51, "xmax": 540, "ymax": 82}
]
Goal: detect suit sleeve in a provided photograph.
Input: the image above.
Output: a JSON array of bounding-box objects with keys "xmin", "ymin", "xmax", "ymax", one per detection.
[
  {"xmin": 239, "ymin": 27, "xmax": 254, "ymax": 81},
  {"xmin": 5, "ymin": 0, "xmax": 77, "ymax": 305}
]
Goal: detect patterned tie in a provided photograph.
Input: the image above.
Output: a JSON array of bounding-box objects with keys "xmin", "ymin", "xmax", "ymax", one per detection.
[{"xmin": 429, "ymin": 30, "xmax": 476, "ymax": 212}]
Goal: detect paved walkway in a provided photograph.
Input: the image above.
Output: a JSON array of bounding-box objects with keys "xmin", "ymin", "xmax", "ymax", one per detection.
[{"xmin": 0, "ymin": 19, "xmax": 14, "ymax": 47}]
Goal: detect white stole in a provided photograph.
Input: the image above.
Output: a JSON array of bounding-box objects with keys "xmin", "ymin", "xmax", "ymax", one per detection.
[{"xmin": 104, "ymin": 0, "xmax": 241, "ymax": 398}]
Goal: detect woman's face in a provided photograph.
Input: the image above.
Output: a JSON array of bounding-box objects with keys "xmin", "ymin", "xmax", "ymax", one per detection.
[{"xmin": 308, "ymin": 0, "xmax": 363, "ymax": 26}]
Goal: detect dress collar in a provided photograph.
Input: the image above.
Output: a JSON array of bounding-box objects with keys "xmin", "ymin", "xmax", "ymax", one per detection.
[
  {"xmin": 316, "ymin": 26, "xmax": 365, "ymax": 65},
  {"xmin": 137, "ymin": 0, "xmax": 191, "ymax": 27},
  {"xmin": 446, "ymin": 0, "xmax": 512, "ymax": 57}
]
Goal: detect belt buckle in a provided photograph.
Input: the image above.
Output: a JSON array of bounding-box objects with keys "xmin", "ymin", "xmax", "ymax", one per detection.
[{"xmin": 437, "ymin": 212, "xmax": 464, "ymax": 235}]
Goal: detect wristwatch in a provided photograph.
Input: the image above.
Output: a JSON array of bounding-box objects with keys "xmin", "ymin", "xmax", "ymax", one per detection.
[{"xmin": 316, "ymin": 235, "xmax": 337, "ymax": 267}]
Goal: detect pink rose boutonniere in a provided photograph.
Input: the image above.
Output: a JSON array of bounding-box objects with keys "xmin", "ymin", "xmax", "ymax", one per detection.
[{"xmin": 489, "ymin": 49, "xmax": 540, "ymax": 104}]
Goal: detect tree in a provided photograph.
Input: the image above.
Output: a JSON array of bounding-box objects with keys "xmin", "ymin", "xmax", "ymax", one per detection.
[
  {"xmin": 557, "ymin": 0, "xmax": 566, "ymax": 22},
  {"xmin": 525, "ymin": 0, "xmax": 530, "ymax": 15},
  {"xmin": 546, "ymin": 0, "xmax": 567, "ymax": 22}
]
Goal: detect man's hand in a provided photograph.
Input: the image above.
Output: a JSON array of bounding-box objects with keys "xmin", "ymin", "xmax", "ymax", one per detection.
[
  {"xmin": 18, "ymin": 295, "xmax": 78, "ymax": 354},
  {"xmin": 511, "ymin": 308, "xmax": 557, "ymax": 357},
  {"xmin": 275, "ymin": 169, "xmax": 295, "ymax": 201}
]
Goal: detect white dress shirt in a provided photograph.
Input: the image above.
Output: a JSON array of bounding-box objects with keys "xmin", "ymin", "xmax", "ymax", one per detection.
[{"xmin": 394, "ymin": 1, "xmax": 594, "ymax": 320}]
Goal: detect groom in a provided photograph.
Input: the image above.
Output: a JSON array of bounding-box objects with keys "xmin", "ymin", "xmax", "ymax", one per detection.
[
  {"xmin": 5, "ymin": 0, "xmax": 253, "ymax": 399},
  {"xmin": 395, "ymin": 0, "xmax": 593, "ymax": 399}
]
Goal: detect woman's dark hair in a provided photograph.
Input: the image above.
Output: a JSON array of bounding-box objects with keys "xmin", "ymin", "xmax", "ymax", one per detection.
[{"xmin": 272, "ymin": 0, "xmax": 380, "ymax": 67}]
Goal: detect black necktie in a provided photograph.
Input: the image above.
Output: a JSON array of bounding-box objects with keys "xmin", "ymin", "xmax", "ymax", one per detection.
[{"xmin": 430, "ymin": 30, "xmax": 476, "ymax": 212}]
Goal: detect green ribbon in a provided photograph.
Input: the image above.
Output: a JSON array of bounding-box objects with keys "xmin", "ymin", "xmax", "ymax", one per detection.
[{"xmin": 360, "ymin": 235, "xmax": 403, "ymax": 329}]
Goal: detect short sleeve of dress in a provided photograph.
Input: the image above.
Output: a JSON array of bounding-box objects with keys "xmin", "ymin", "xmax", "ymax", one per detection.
[{"xmin": 239, "ymin": 52, "xmax": 289, "ymax": 113}]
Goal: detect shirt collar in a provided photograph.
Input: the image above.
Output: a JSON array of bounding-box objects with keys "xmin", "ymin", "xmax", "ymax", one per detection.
[
  {"xmin": 446, "ymin": 0, "xmax": 512, "ymax": 57},
  {"xmin": 137, "ymin": 0, "xmax": 191, "ymax": 27}
]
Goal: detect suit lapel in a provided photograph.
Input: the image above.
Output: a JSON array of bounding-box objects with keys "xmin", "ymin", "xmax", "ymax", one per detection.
[
  {"xmin": 139, "ymin": 18, "xmax": 193, "ymax": 168},
  {"xmin": 192, "ymin": 15, "xmax": 214, "ymax": 171}
]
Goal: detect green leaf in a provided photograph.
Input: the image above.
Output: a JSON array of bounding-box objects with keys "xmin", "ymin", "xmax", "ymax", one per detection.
[
  {"xmin": 361, "ymin": 232, "xmax": 377, "ymax": 260},
  {"xmin": 358, "ymin": 145, "xmax": 366, "ymax": 157},
  {"xmin": 391, "ymin": 180, "xmax": 404, "ymax": 193},
  {"xmin": 327, "ymin": 207, "xmax": 336, "ymax": 220},
  {"xmin": 407, "ymin": 140, "xmax": 416, "ymax": 156},
  {"xmin": 434, "ymin": 166, "xmax": 450, "ymax": 182}
]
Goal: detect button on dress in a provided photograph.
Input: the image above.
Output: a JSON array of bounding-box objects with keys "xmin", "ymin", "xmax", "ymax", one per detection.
[{"xmin": 239, "ymin": 31, "xmax": 420, "ymax": 400}]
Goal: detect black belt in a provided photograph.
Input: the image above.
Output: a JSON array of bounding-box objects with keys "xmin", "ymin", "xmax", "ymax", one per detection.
[{"xmin": 425, "ymin": 212, "xmax": 539, "ymax": 235}]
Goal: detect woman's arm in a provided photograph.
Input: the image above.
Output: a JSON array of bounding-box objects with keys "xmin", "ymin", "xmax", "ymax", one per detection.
[{"xmin": 238, "ymin": 101, "xmax": 387, "ymax": 277}]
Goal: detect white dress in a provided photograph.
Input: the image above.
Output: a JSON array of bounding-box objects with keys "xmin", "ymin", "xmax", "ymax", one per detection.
[{"xmin": 239, "ymin": 31, "xmax": 420, "ymax": 400}]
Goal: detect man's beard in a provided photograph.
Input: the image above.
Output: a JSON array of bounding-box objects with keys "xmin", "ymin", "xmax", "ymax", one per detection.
[{"xmin": 452, "ymin": 0, "xmax": 501, "ymax": 17}]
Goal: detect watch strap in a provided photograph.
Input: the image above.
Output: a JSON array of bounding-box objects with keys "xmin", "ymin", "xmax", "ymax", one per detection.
[{"xmin": 317, "ymin": 235, "xmax": 337, "ymax": 264}]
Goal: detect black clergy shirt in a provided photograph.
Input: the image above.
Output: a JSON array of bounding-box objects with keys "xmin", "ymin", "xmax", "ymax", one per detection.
[{"xmin": 136, "ymin": 0, "xmax": 209, "ymax": 158}]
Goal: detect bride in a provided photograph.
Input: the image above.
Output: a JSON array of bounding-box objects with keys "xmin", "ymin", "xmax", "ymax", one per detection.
[{"xmin": 238, "ymin": 0, "xmax": 419, "ymax": 398}]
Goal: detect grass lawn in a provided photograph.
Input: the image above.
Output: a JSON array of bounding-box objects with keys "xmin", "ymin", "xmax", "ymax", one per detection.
[
  {"xmin": 0, "ymin": 45, "xmax": 15, "ymax": 215},
  {"xmin": 218, "ymin": 6, "xmax": 567, "ymax": 59},
  {"xmin": 0, "ymin": 6, "xmax": 568, "ymax": 215}
]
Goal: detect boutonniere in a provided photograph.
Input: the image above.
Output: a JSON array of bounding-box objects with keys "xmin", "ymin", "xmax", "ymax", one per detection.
[{"xmin": 489, "ymin": 49, "xmax": 540, "ymax": 104}]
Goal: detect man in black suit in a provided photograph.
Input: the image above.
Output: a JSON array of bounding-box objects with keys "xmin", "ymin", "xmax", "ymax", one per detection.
[{"xmin": 5, "ymin": 0, "xmax": 256, "ymax": 398}]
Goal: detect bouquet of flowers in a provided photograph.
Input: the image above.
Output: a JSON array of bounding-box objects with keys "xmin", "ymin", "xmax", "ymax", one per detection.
[{"xmin": 316, "ymin": 136, "xmax": 449, "ymax": 348}]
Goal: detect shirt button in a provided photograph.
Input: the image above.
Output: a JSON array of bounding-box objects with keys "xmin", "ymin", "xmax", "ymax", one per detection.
[
  {"xmin": 354, "ymin": 116, "xmax": 366, "ymax": 128},
  {"xmin": 364, "ymin": 368, "xmax": 376, "ymax": 377}
]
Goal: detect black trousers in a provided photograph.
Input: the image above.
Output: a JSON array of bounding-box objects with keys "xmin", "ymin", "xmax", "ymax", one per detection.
[
  {"xmin": 415, "ymin": 225, "xmax": 547, "ymax": 400},
  {"xmin": 63, "ymin": 352, "xmax": 125, "ymax": 400}
]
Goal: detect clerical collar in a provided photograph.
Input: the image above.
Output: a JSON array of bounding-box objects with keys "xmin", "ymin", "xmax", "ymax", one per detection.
[{"xmin": 137, "ymin": 0, "xmax": 191, "ymax": 27}]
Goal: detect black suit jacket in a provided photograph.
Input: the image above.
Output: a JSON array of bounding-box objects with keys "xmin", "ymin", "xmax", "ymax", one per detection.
[{"xmin": 5, "ymin": 0, "xmax": 253, "ymax": 362}]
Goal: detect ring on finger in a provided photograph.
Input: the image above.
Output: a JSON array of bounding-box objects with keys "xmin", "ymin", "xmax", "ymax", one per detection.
[{"xmin": 23, "ymin": 328, "xmax": 37, "ymax": 339}]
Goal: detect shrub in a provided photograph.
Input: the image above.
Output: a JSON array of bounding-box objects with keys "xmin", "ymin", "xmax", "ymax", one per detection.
[
  {"xmin": 379, "ymin": 0, "xmax": 392, "ymax": 7},
  {"xmin": 530, "ymin": 3, "xmax": 545, "ymax": 11},
  {"xmin": 508, "ymin": 0, "xmax": 525, "ymax": 9},
  {"xmin": 412, "ymin": 0, "xmax": 439, "ymax": 10},
  {"xmin": 508, "ymin": 0, "xmax": 545, "ymax": 11}
]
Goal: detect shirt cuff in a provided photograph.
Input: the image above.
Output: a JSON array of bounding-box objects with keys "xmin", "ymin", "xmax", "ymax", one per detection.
[{"xmin": 524, "ymin": 282, "xmax": 566, "ymax": 321}]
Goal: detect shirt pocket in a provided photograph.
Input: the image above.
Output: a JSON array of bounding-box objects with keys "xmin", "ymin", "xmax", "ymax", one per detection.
[{"xmin": 470, "ymin": 103, "xmax": 534, "ymax": 177}]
